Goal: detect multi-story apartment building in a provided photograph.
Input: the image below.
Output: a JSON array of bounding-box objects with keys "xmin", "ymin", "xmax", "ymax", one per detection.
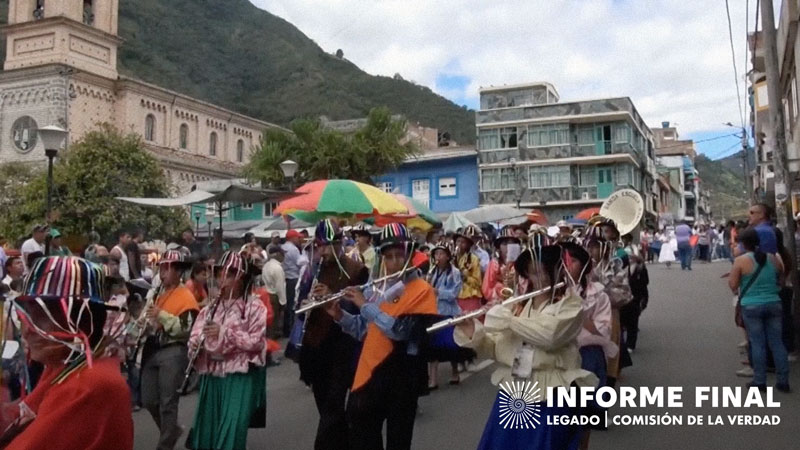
[
  {"xmin": 475, "ymin": 82, "xmax": 658, "ymax": 224},
  {"xmin": 653, "ymin": 123, "xmax": 706, "ymax": 223}
]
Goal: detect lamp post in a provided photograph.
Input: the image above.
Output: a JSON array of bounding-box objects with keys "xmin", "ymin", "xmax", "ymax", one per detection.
[
  {"xmin": 207, "ymin": 220, "xmax": 213, "ymax": 242},
  {"xmin": 194, "ymin": 210, "xmax": 201, "ymax": 234},
  {"xmin": 510, "ymin": 157, "xmax": 522, "ymax": 209},
  {"xmin": 280, "ymin": 159, "xmax": 299, "ymax": 191},
  {"xmin": 37, "ymin": 125, "xmax": 67, "ymax": 255}
]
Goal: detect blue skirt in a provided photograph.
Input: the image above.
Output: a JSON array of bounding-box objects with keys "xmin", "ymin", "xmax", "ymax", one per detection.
[{"xmin": 477, "ymin": 392, "xmax": 581, "ymax": 450}]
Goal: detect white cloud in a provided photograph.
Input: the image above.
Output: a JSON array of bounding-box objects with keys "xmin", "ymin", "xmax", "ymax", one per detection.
[{"xmin": 252, "ymin": 0, "xmax": 759, "ymax": 135}]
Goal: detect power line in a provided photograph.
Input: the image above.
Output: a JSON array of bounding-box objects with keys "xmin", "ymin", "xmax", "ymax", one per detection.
[
  {"xmin": 726, "ymin": 0, "xmax": 746, "ymax": 129},
  {"xmin": 656, "ymin": 132, "xmax": 741, "ymax": 152},
  {"xmin": 709, "ymin": 141, "xmax": 744, "ymax": 160}
]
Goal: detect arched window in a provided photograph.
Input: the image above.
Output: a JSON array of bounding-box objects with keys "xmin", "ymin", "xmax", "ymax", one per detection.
[
  {"xmin": 144, "ymin": 114, "xmax": 155, "ymax": 142},
  {"xmin": 209, "ymin": 132, "xmax": 217, "ymax": 156},
  {"xmin": 179, "ymin": 123, "xmax": 188, "ymax": 149},
  {"xmin": 83, "ymin": 0, "xmax": 94, "ymax": 25},
  {"xmin": 236, "ymin": 139, "xmax": 244, "ymax": 162}
]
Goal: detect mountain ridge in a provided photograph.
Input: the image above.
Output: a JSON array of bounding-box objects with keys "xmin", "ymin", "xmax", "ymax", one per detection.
[{"xmin": 0, "ymin": 0, "xmax": 476, "ymax": 143}]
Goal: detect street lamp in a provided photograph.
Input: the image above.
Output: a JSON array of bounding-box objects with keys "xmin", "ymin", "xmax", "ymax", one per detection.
[
  {"xmin": 194, "ymin": 210, "xmax": 201, "ymax": 234},
  {"xmin": 280, "ymin": 159, "xmax": 299, "ymax": 191},
  {"xmin": 38, "ymin": 125, "xmax": 67, "ymax": 255}
]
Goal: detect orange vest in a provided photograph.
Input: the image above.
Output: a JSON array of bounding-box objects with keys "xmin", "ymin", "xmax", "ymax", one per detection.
[{"xmin": 351, "ymin": 278, "xmax": 437, "ymax": 392}]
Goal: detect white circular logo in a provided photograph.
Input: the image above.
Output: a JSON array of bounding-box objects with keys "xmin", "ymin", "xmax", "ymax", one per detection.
[{"xmin": 498, "ymin": 380, "xmax": 542, "ymax": 429}]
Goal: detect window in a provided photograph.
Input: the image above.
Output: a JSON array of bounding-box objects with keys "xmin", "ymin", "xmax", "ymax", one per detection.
[
  {"xmin": 577, "ymin": 125, "xmax": 594, "ymax": 147},
  {"xmin": 206, "ymin": 202, "xmax": 228, "ymax": 218},
  {"xmin": 528, "ymin": 165, "xmax": 570, "ymax": 188},
  {"xmin": 527, "ymin": 124, "xmax": 569, "ymax": 147},
  {"xmin": 209, "ymin": 132, "xmax": 217, "ymax": 156},
  {"xmin": 378, "ymin": 181, "xmax": 393, "ymax": 193},
  {"xmin": 438, "ymin": 177, "xmax": 457, "ymax": 197},
  {"xmin": 144, "ymin": 114, "xmax": 155, "ymax": 142},
  {"xmin": 478, "ymin": 127, "xmax": 517, "ymax": 150},
  {"xmin": 481, "ymin": 168, "xmax": 515, "ymax": 191},
  {"xmin": 412, "ymin": 179, "xmax": 430, "ymax": 207},
  {"xmin": 579, "ymin": 166, "xmax": 596, "ymax": 186},
  {"xmin": 34, "ymin": 0, "xmax": 44, "ymax": 20},
  {"xmin": 83, "ymin": 0, "xmax": 94, "ymax": 25},
  {"xmin": 264, "ymin": 202, "xmax": 277, "ymax": 217},
  {"xmin": 236, "ymin": 139, "xmax": 244, "ymax": 162},
  {"xmin": 242, "ymin": 203, "xmax": 253, "ymax": 210},
  {"xmin": 616, "ymin": 165, "xmax": 632, "ymax": 185},
  {"xmin": 614, "ymin": 123, "xmax": 629, "ymax": 143},
  {"xmin": 179, "ymin": 124, "xmax": 188, "ymax": 149}
]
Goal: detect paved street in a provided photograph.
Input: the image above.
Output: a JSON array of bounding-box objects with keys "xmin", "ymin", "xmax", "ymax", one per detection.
[{"xmin": 134, "ymin": 261, "xmax": 800, "ymax": 449}]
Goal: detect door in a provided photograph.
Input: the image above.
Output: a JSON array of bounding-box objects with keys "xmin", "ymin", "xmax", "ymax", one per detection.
[
  {"xmin": 594, "ymin": 125, "xmax": 612, "ymax": 155},
  {"xmin": 412, "ymin": 178, "xmax": 431, "ymax": 208},
  {"xmin": 596, "ymin": 166, "xmax": 614, "ymax": 198}
]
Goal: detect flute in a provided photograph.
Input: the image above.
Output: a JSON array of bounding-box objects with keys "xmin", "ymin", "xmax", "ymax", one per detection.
[
  {"xmin": 178, "ymin": 292, "xmax": 224, "ymax": 394},
  {"xmin": 426, "ymin": 282, "xmax": 566, "ymax": 333},
  {"xmin": 295, "ymin": 265, "xmax": 419, "ymax": 314}
]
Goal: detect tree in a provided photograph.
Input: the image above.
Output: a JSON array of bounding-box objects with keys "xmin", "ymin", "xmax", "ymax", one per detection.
[
  {"xmin": 245, "ymin": 107, "xmax": 418, "ymax": 186},
  {"xmin": 0, "ymin": 125, "xmax": 190, "ymax": 244}
]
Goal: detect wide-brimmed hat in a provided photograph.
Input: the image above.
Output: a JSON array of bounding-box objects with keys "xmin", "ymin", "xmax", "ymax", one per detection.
[
  {"xmin": 431, "ymin": 240, "xmax": 455, "ymax": 258},
  {"xmin": 315, "ymin": 219, "xmax": 343, "ymax": 245},
  {"xmin": 494, "ymin": 226, "xmax": 521, "ymax": 247},
  {"xmin": 556, "ymin": 220, "xmax": 572, "ymax": 230},
  {"xmin": 158, "ymin": 249, "xmax": 192, "ymax": 270}
]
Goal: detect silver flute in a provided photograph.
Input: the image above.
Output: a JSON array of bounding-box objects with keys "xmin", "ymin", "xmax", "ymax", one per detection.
[
  {"xmin": 295, "ymin": 265, "xmax": 419, "ymax": 314},
  {"xmin": 426, "ymin": 282, "xmax": 566, "ymax": 333}
]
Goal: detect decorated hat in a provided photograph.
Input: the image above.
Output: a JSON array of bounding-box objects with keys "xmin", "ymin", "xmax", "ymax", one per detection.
[
  {"xmin": 514, "ymin": 245, "xmax": 562, "ymax": 280},
  {"xmin": 378, "ymin": 223, "xmax": 413, "ymax": 252},
  {"xmin": 351, "ymin": 222, "xmax": 372, "ymax": 237},
  {"xmin": 494, "ymin": 225, "xmax": 521, "ymax": 247},
  {"xmin": 18, "ymin": 256, "xmax": 107, "ymax": 305},
  {"xmin": 315, "ymin": 219, "xmax": 343, "ymax": 245},
  {"xmin": 431, "ymin": 240, "xmax": 455, "ymax": 258},
  {"xmin": 453, "ymin": 224, "xmax": 482, "ymax": 246},
  {"xmin": 556, "ymin": 220, "xmax": 572, "ymax": 230},
  {"xmin": 214, "ymin": 250, "xmax": 260, "ymax": 278},
  {"xmin": 158, "ymin": 249, "xmax": 192, "ymax": 270}
]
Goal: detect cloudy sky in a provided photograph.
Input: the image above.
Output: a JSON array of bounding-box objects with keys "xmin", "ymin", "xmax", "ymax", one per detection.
[{"xmin": 253, "ymin": 0, "xmax": 768, "ymax": 159}]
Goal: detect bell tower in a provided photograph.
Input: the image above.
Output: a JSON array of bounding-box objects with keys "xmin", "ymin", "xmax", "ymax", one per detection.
[{"xmin": 2, "ymin": 0, "xmax": 121, "ymax": 79}]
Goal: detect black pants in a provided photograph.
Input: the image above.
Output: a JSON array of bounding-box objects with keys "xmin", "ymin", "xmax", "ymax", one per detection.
[
  {"xmin": 310, "ymin": 361, "xmax": 352, "ymax": 450},
  {"xmin": 347, "ymin": 355, "xmax": 422, "ymax": 450},
  {"xmin": 780, "ymin": 287, "xmax": 795, "ymax": 353},
  {"xmin": 620, "ymin": 298, "xmax": 643, "ymax": 350},
  {"xmin": 283, "ymin": 278, "xmax": 298, "ymax": 337}
]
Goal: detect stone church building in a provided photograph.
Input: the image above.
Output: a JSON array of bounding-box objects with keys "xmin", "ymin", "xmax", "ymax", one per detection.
[{"xmin": 0, "ymin": 0, "xmax": 281, "ymax": 193}]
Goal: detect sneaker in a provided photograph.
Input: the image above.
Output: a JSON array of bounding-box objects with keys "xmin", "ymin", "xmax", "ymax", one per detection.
[
  {"xmin": 737, "ymin": 341, "xmax": 749, "ymax": 349},
  {"xmin": 775, "ymin": 383, "xmax": 792, "ymax": 393},
  {"xmin": 736, "ymin": 367, "xmax": 754, "ymax": 377},
  {"xmin": 787, "ymin": 353, "xmax": 798, "ymax": 362}
]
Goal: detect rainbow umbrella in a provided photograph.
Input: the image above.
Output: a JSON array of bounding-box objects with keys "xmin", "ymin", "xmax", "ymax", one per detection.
[
  {"xmin": 275, "ymin": 180, "xmax": 408, "ymax": 222},
  {"xmin": 373, "ymin": 194, "xmax": 441, "ymax": 231},
  {"xmin": 576, "ymin": 206, "xmax": 601, "ymax": 221}
]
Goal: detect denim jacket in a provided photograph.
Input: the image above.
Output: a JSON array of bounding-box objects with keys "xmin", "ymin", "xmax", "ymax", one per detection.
[{"xmin": 429, "ymin": 265, "xmax": 462, "ymax": 317}]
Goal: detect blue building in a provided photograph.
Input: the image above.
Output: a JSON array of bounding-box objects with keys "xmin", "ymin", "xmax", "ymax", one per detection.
[{"xmin": 375, "ymin": 146, "xmax": 479, "ymax": 213}]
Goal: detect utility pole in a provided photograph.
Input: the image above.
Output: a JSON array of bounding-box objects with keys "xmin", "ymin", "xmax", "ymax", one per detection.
[
  {"xmin": 741, "ymin": 129, "xmax": 752, "ymax": 200},
  {"xmin": 761, "ymin": 0, "xmax": 799, "ymax": 350}
]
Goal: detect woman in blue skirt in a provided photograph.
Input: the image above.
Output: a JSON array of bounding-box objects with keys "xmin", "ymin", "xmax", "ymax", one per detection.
[{"xmin": 454, "ymin": 234, "xmax": 598, "ymax": 450}]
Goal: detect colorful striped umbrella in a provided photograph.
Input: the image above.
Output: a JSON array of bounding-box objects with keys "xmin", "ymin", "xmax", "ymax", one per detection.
[
  {"xmin": 373, "ymin": 194, "xmax": 441, "ymax": 231},
  {"xmin": 274, "ymin": 180, "xmax": 408, "ymax": 222},
  {"xmin": 576, "ymin": 206, "xmax": 602, "ymax": 221}
]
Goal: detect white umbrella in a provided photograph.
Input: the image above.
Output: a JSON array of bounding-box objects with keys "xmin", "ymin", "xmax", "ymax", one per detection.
[
  {"xmin": 248, "ymin": 217, "xmax": 314, "ymax": 239},
  {"xmin": 463, "ymin": 205, "xmax": 525, "ymax": 224},
  {"xmin": 443, "ymin": 212, "xmax": 474, "ymax": 233}
]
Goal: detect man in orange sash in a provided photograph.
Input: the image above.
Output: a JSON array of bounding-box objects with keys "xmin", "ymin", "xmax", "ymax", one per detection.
[
  {"xmin": 141, "ymin": 250, "xmax": 199, "ymax": 450},
  {"xmin": 326, "ymin": 223, "xmax": 437, "ymax": 450}
]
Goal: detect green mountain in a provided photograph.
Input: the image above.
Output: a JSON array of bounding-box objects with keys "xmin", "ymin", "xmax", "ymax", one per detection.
[
  {"xmin": 695, "ymin": 153, "xmax": 749, "ymax": 220},
  {"xmin": 0, "ymin": 0, "xmax": 476, "ymax": 144}
]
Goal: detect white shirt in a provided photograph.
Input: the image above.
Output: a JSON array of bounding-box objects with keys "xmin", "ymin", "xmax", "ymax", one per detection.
[
  {"xmin": 262, "ymin": 259, "xmax": 287, "ymax": 306},
  {"xmin": 281, "ymin": 242, "xmax": 302, "ymax": 279},
  {"xmin": 112, "ymin": 244, "xmax": 130, "ymax": 281},
  {"xmin": 21, "ymin": 238, "xmax": 45, "ymax": 272}
]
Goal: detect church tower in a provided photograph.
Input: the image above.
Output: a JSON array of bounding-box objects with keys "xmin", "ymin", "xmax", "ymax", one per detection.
[{"xmin": 3, "ymin": 0, "xmax": 121, "ymax": 79}]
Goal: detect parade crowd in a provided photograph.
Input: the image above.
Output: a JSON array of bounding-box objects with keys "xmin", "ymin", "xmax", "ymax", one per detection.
[{"xmin": 0, "ymin": 202, "xmax": 793, "ymax": 450}]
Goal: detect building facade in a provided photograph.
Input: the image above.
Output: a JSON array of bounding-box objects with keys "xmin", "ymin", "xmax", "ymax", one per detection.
[
  {"xmin": 1, "ymin": 0, "xmax": 282, "ymax": 194},
  {"xmin": 375, "ymin": 146, "xmax": 479, "ymax": 213},
  {"xmin": 475, "ymin": 82, "xmax": 658, "ymax": 224},
  {"xmin": 653, "ymin": 123, "xmax": 699, "ymax": 223}
]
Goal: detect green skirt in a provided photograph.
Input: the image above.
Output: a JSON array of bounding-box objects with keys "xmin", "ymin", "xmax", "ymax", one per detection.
[{"xmin": 187, "ymin": 365, "xmax": 267, "ymax": 450}]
